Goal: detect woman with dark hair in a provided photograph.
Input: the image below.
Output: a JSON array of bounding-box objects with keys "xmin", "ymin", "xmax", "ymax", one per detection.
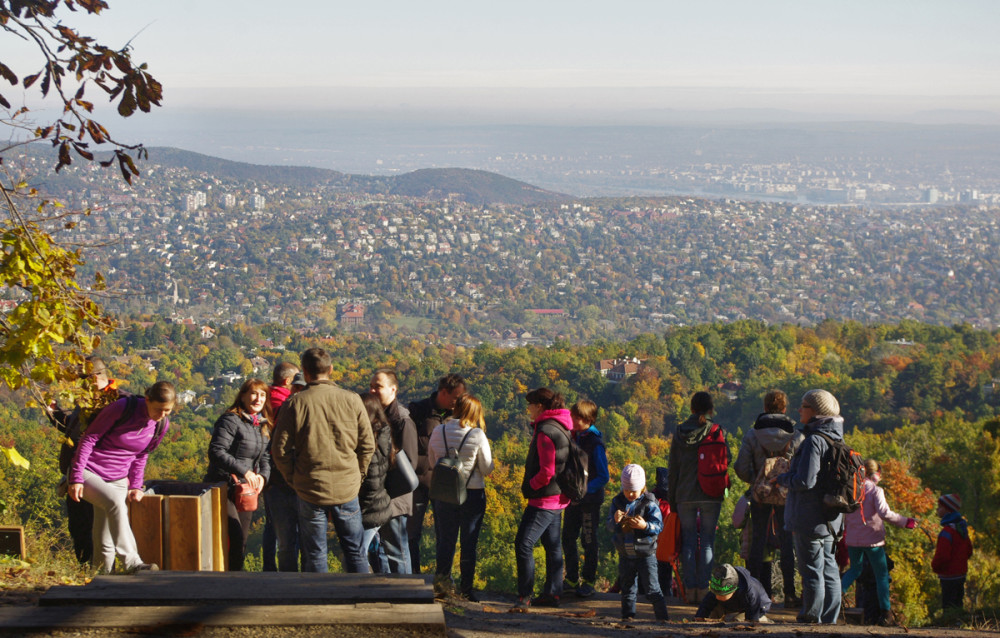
[
  {"xmin": 359, "ymin": 393, "xmax": 394, "ymax": 572},
  {"xmin": 68, "ymin": 381, "xmax": 176, "ymax": 573},
  {"xmin": 512, "ymin": 387, "xmax": 574, "ymax": 611},
  {"xmin": 667, "ymin": 391, "xmax": 729, "ymax": 603},
  {"xmin": 206, "ymin": 378, "xmax": 272, "ymax": 571}
]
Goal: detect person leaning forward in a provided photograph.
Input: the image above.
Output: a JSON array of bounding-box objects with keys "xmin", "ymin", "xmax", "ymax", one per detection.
[{"xmin": 272, "ymin": 348, "xmax": 375, "ymax": 573}]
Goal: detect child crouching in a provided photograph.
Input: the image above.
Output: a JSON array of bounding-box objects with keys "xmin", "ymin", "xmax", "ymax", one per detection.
[
  {"xmin": 695, "ymin": 563, "xmax": 771, "ymax": 623},
  {"xmin": 607, "ymin": 464, "xmax": 670, "ymax": 621}
]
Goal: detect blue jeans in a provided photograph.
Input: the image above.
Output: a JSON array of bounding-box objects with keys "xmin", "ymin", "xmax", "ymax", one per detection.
[
  {"xmin": 676, "ymin": 501, "xmax": 721, "ymax": 590},
  {"xmin": 297, "ymin": 496, "xmax": 367, "ymax": 573},
  {"xmin": 619, "ymin": 553, "xmax": 669, "ymax": 620},
  {"xmin": 433, "ymin": 489, "xmax": 487, "ymax": 593},
  {"xmin": 267, "ymin": 483, "xmax": 301, "ymax": 572},
  {"xmin": 841, "ymin": 546, "xmax": 891, "ymax": 611},
  {"xmin": 562, "ymin": 501, "xmax": 601, "ymax": 584},
  {"xmin": 515, "ymin": 505, "xmax": 563, "ymax": 598},
  {"xmin": 376, "ymin": 515, "xmax": 411, "ymax": 574},
  {"xmin": 794, "ymin": 532, "xmax": 841, "ymax": 624}
]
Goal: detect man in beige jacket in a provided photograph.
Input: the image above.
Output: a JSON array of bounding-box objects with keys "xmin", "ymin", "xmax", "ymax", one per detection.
[{"xmin": 273, "ymin": 347, "xmax": 375, "ymax": 572}]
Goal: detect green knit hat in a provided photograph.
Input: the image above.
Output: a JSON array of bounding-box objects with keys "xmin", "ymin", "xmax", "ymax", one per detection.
[{"xmin": 708, "ymin": 564, "xmax": 739, "ymax": 595}]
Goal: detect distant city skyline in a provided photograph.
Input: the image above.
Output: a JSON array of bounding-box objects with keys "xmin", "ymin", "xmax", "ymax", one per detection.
[{"xmin": 6, "ymin": 0, "xmax": 1000, "ymax": 119}]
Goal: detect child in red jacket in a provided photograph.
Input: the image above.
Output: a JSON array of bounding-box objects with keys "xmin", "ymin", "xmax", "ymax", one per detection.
[{"xmin": 931, "ymin": 493, "xmax": 973, "ymax": 610}]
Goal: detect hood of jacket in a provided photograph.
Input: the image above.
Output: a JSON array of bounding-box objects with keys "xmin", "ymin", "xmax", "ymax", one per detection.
[
  {"xmin": 803, "ymin": 415, "xmax": 844, "ymax": 440},
  {"xmin": 753, "ymin": 412, "xmax": 796, "ymax": 434},
  {"xmin": 751, "ymin": 423, "xmax": 800, "ymax": 455},
  {"xmin": 534, "ymin": 408, "xmax": 573, "ymax": 431},
  {"xmin": 942, "ymin": 512, "xmax": 970, "ymax": 538},
  {"xmin": 677, "ymin": 413, "xmax": 714, "ymax": 445}
]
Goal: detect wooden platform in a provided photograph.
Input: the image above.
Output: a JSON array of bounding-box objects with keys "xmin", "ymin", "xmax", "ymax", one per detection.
[{"xmin": 0, "ymin": 573, "xmax": 444, "ymax": 634}]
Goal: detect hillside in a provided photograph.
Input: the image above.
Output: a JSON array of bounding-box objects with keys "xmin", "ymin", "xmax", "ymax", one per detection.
[{"xmin": 140, "ymin": 147, "xmax": 567, "ymax": 205}]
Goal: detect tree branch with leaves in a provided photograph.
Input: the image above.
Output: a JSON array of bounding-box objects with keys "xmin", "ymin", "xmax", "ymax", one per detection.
[{"xmin": 0, "ymin": 0, "xmax": 161, "ymax": 464}]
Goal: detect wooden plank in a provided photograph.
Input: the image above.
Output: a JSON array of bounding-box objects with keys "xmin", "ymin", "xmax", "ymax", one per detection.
[
  {"xmin": 128, "ymin": 494, "xmax": 163, "ymax": 568},
  {"xmin": 0, "ymin": 603, "xmax": 445, "ymax": 632},
  {"xmin": 164, "ymin": 495, "xmax": 202, "ymax": 570},
  {"xmin": 198, "ymin": 488, "xmax": 213, "ymax": 570},
  {"xmin": 39, "ymin": 573, "xmax": 434, "ymax": 607},
  {"xmin": 211, "ymin": 486, "xmax": 224, "ymax": 571}
]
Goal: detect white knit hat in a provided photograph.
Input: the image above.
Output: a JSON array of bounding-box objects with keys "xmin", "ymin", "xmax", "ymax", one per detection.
[
  {"xmin": 621, "ymin": 464, "xmax": 646, "ymax": 492},
  {"xmin": 801, "ymin": 389, "xmax": 840, "ymax": 417}
]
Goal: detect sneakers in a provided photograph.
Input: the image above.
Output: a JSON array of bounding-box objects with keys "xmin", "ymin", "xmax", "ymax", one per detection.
[
  {"xmin": 511, "ymin": 597, "xmax": 531, "ymax": 612},
  {"xmin": 460, "ymin": 590, "xmax": 480, "ymax": 603},
  {"xmin": 123, "ymin": 563, "xmax": 159, "ymax": 574},
  {"xmin": 562, "ymin": 579, "xmax": 578, "ymax": 594},
  {"xmin": 576, "ymin": 581, "xmax": 596, "ymax": 598},
  {"xmin": 876, "ymin": 610, "xmax": 894, "ymax": 627},
  {"xmin": 530, "ymin": 593, "xmax": 560, "ymax": 608}
]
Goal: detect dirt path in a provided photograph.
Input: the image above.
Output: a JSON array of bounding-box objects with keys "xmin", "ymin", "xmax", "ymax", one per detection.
[{"xmin": 441, "ymin": 590, "xmax": 995, "ymax": 638}]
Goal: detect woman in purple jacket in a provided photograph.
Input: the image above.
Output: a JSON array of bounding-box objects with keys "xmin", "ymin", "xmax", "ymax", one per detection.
[{"xmin": 69, "ymin": 381, "xmax": 175, "ymax": 573}]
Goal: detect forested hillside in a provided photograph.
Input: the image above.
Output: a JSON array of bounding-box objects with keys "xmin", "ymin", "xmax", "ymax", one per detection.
[{"xmin": 1, "ymin": 318, "xmax": 998, "ymax": 625}]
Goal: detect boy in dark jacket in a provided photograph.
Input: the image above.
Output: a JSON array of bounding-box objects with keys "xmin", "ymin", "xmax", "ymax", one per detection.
[
  {"xmin": 932, "ymin": 493, "xmax": 973, "ymax": 610},
  {"xmin": 607, "ymin": 464, "xmax": 669, "ymax": 621},
  {"xmin": 562, "ymin": 400, "xmax": 609, "ymax": 598},
  {"xmin": 695, "ymin": 563, "xmax": 772, "ymax": 622}
]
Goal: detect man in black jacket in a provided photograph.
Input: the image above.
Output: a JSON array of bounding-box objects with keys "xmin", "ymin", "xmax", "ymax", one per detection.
[
  {"xmin": 406, "ymin": 373, "xmax": 466, "ymax": 573},
  {"xmin": 370, "ymin": 369, "xmax": 418, "ymax": 573}
]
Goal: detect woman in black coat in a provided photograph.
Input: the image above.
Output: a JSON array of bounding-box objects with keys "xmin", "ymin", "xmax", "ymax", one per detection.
[
  {"xmin": 206, "ymin": 378, "xmax": 272, "ymax": 571},
  {"xmin": 359, "ymin": 393, "xmax": 394, "ymax": 572}
]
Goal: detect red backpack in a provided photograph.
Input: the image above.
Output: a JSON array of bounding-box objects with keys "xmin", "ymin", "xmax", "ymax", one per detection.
[{"xmin": 697, "ymin": 423, "xmax": 730, "ymax": 498}]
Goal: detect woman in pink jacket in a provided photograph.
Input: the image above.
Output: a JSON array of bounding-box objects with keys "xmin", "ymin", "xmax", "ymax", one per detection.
[
  {"xmin": 69, "ymin": 381, "xmax": 175, "ymax": 573},
  {"xmin": 839, "ymin": 459, "xmax": 916, "ymax": 626}
]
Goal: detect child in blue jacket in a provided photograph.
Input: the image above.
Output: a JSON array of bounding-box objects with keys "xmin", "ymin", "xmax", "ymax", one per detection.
[
  {"xmin": 562, "ymin": 400, "xmax": 610, "ymax": 598},
  {"xmin": 607, "ymin": 464, "xmax": 670, "ymax": 621}
]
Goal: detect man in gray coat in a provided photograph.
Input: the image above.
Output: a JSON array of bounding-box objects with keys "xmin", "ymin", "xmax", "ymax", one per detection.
[{"xmin": 777, "ymin": 389, "xmax": 844, "ymax": 624}]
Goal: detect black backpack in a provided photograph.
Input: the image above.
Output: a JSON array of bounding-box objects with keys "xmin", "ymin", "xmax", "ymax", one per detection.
[
  {"xmin": 814, "ymin": 432, "xmax": 865, "ymax": 517},
  {"xmin": 543, "ymin": 423, "xmax": 589, "ymax": 503}
]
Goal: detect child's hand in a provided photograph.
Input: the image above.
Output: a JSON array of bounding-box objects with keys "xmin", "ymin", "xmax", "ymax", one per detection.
[
  {"xmin": 627, "ymin": 515, "xmax": 648, "ymax": 530},
  {"xmin": 613, "ymin": 510, "xmax": 625, "ymax": 524}
]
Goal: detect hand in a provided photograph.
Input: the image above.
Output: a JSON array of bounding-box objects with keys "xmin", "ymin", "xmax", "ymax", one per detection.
[
  {"xmin": 127, "ymin": 489, "xmax": 144, "ymax": 503},
  {"xmin": 68, "ymin": 483, "xmax": 84, "ymax": 502},
  {"xmin": 627, "ymin": 516, "xmax": 648, "ymax": 530},
  {"xmin": 245, "ymin": 471, "xmax": 264, "ymax": 492},
  {"xmin": 906, "ymin": 517, "xmax": 917, "ymax": 529},
  {"xmin": 613, "ymin": 510, "xmax": 625, "ymax": 524}
]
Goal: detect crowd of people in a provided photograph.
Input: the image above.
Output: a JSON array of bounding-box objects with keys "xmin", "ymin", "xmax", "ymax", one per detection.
[{"xmin": 51, "ymin": 351, "xmax": 974, "ymax": 625}]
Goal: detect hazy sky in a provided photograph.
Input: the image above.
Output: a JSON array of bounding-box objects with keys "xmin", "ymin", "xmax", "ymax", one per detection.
[{"xmin": 7, "ymin": 1, "xmax": 1000, "ymax": 116}]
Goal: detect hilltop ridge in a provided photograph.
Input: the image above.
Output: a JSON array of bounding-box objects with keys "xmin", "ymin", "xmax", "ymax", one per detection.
[{"xmin": 139, "ymin": 147, "xmax": 568, "ymax": 205}]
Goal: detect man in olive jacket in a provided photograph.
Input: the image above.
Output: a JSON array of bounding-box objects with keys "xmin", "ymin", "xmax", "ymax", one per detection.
[{"xmin": 273, "ymin": 348, "xmax": 375, "ymax": 573}]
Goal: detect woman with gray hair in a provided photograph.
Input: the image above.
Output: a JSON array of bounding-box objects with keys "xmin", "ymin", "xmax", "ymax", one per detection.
[{"xmin": 777, "ymin": 389, "xmax": 845, "ymax": 624}]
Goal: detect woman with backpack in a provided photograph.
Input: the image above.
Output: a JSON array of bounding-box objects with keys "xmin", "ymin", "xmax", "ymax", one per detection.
[
  {"xmin": 667, "ymin": 391, "xmax": 729, "ymax": 604},
  {"xmin": 840, "ymin": 458, "xmax": 917, "ymax": 626},
  {"xmin": 206, "ymin": 379, "xmax": 272, "ymax": 571},
  {"xmin": 733, "ymin": 389, "xmax": 803, "ymax": 607},
  {"xmin": 427, "ymin": 394, "xmax": 494, "ymax": 600},
  {"xmin": 512, "ymin": 387, "xmax": 574, "ymax": 611},
  {"xmin": 68, "ymin": 381, "xmax": 176, "ymax": 573}
]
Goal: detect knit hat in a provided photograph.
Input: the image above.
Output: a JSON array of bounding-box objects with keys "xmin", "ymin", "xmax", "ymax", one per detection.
[
  {"xmin": 709, "ymin": 564, "xmax": 739, "ymax": 595},
  {"xmin": 621, "ymin": 464, "xmax": 646, "ymax": 492},
  {"xmin": 801, "ymin": 389, "xmax": 840, "ymax": 417},
  {"xmin": 939, "ymin": 493, "xmax": 962, "ymax": 513}
]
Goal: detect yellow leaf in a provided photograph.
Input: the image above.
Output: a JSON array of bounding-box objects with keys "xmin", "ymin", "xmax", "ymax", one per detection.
[{"xmin": 1, "ymin": 446, "xmax": 31, "ymax": 470}]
